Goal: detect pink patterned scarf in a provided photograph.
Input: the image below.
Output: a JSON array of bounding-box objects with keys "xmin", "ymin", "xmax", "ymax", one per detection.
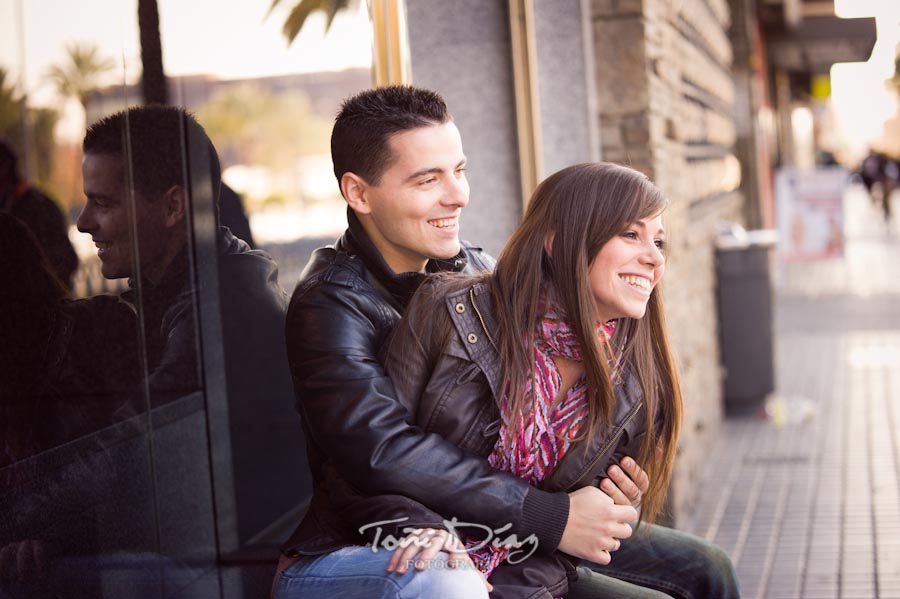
[{"xmin": 469, "ymin": 301, "xmax": 615, "ymax": 577}]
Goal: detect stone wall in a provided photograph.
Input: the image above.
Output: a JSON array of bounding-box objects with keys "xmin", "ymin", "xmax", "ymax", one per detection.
[
  {"xmin": 405, "ymin": 0, "xmax": 749, "ymax": 525},
  {"xmin": 590, "ymin": 0, "xmax": 745, "ymax": 523}
]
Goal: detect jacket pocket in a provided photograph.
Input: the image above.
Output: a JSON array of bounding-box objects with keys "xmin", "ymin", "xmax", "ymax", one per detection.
[
  {"xmin": 456, "ymin": 363, "xmax": 482, "ymax": 384},
  {"xmin": 482, "ymin": 418, "xmax": 501, "ymax": 437},
  {"xmin": 457, "ymin": 401, "xmax": 500, "ymax": 457}
]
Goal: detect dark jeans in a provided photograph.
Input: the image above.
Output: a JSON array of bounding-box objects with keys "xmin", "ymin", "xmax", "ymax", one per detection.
[
  {"xmin": 0, "ymin": 552, "xmax": 207, "ymax": 599},
  {"xmin": 568, "ymin": 523, "xmax": 740, "ymax": 599}
]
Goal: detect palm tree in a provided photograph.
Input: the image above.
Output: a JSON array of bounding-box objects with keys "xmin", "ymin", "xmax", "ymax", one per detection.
[
  {"xmin": 0, "ymin": 67, "xmax": 28, "ymax": 171},
  {"xmin": 267, "ymin": 0, "xmax": 358, "ymax": 44},
  {"xmin": 197, "ymin": 83, "xmax": 333, "ymax": 165},
  {"xmin": 138, "ymin": 0, "xmax": 168, "ymax": 104},
  {"xmin": 0, "ymin": 67, "xmax": 24, "ymax": 135},
  {"xmin": 44, "ymin": 42, "xmax": 115, "ymax": 118},
  {"xmin": 891, "ymin": 51, "xmax": 900, "ymax": 95},
  {"xmin": 1, "ymin": 67, "xmax": 59, "ymax": 185}
]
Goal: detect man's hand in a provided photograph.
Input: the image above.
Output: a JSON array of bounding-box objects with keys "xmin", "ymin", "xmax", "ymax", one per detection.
[
  {"xmin": 0, "ymin": 540, "xmax": 48, "ymax": 584},
  {"xmin": 599, "ymin": 455, "xmax": 653, "ymax": 508},
  {"xmin": 386, "ymin": 528, "xmax": 492, "ymax": 593},
  {"xmin": 558, "ymin": 487, "xmax": 637, "ymax": 564}
]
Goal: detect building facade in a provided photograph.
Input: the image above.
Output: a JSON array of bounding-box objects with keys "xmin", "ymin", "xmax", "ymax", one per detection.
[{"xmin": 405, "ymin": 0, "xmax": 743, "ymax": 523}]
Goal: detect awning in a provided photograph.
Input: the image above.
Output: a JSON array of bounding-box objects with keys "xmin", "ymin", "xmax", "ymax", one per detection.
[{"xmin": 766, "ymin": 15, "xmax": 877, "ymax": 73}]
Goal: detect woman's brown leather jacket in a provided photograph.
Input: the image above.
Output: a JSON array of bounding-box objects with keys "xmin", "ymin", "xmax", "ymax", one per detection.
[{"xmin": 373, "ymin": 277, "xmax": 652, "ymax": 599}]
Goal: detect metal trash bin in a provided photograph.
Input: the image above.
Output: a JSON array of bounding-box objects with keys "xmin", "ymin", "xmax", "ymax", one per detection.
[{"xmin": 715, "ymin": 226, "xmax": 778, "ymax": 415}]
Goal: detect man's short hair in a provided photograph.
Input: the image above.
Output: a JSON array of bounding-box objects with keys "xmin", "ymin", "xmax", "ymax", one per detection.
[
  {"xmin": 83, "ymin": 105, "xmax": 221, "ymax": 203},
  {"xmin": 331, "ymin": 85, "xmax": 451, "ymax": 188}
]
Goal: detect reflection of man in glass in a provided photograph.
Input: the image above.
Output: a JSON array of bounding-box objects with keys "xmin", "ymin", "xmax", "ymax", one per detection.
[
  {"xmin": 0, "ymin": 106, "xmax": 294, "ymax": 598},
  {"xmin": 79, "ymin": 143, "xmax": 185, "ymax": 283},
  {"xmin": 76, "ymin": 105, "xmax": 290, "ymax": 405}
]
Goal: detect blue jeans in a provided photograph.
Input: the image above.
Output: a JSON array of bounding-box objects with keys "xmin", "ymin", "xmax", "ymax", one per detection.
[
  {"xmin": 570, "ymin": 523, "xmax": 740, "ymax": 599},
  {"xmin": 272, "ymin": 546, "xmax": 489, "ymax": 599}
]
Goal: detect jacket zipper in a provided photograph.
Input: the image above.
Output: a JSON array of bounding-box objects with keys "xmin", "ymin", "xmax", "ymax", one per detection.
[{"xmin": 565, "ymin": 399, "xmax": 642, "ymax": 491}]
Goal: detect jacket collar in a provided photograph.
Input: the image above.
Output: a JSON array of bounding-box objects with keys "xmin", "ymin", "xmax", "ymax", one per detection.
[
  {"xmin": 339, "ymin": 208, "xmax": 469, "ymax": 309},
  {"xmin": 122, "ymin": 243, "xmax": 190, "ymax": 310},
  {"xmin": 123, "ymin": 227, "xmax": 246, "ymax": 298}
]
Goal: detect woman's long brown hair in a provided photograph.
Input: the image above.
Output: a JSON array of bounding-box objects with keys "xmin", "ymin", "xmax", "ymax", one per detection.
[
  {"xmin": 395, "ymin": 162, "xmax": 683, "ymax": 524},
  {"xmin": 489, "ymin": 162, "xmax": 682, "ymax": 524}
]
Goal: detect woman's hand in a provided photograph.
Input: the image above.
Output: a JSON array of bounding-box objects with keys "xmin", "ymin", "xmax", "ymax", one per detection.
[{"xmin": 386, "ymin": 528, "xmax": 492, "ymax": 592}]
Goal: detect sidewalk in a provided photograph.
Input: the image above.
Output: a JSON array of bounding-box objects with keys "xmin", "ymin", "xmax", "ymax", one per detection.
[{"xmin": 682, "ymin": 186, "xmax": 900, "ymax": 599}]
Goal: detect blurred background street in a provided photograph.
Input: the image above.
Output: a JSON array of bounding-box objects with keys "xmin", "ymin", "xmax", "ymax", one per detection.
[{"xmin": 684, "ymin": 184, "xmax": 900, "ymax": 599}]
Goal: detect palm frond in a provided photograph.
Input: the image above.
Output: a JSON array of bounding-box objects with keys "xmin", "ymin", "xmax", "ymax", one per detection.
[
  {"xmin": 278, "ymin": 0, "xmax": 356, "ymax": 45},
  {"xmin": 283, "ymin": 0, "xmax": 326, "ymax": 43},
  {"xmin": 265, "ymin": 0, "xmax": 287, "ymax": 19},
  {"xmin": 41, "ymin": 41, "xmax": 115, "ymax": 109}
]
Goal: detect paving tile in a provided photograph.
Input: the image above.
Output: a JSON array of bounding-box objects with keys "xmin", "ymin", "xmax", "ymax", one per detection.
[{"xmin": 680, "ymin": 190, "xmax": 900, "ymax": 598}]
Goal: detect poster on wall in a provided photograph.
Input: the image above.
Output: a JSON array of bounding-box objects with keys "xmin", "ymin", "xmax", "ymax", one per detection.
[{"xmin": 775, "ymin": 167, "xmax": 848, "ymax": 261}]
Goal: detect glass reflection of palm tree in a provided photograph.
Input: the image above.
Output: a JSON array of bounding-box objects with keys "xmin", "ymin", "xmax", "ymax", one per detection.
[
  {"xmin": 43, "ymin": 42, "xmax": 115, "ymax": 123},
  {"xmin": 138, "ymin": 0, "xmax": 167, "ymax": 105},
  {"xmin": 2, "ymin": 68, "xmax": 59, "ymax": 197},
  {"xmin": 0, "ymin": 68, "xmax": 23, "ymax": 135},
  {"xmin": 44, "ymin": 42, "xmax": 114, "ymax": 213}
]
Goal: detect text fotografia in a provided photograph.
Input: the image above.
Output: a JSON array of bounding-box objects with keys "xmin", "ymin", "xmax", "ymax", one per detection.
[
  {"xmin": 404, "ymin": 558, "xmax": 477, "ymax": 570},
  {"xmin": 358, "ymin": 517, "xmax": 539, "ymax": 564}
]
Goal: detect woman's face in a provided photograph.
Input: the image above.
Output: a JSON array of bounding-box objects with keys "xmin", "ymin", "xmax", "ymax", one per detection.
[{"xmin": 588, "ymin": 212, "xmax": 666, "ymax": 323}]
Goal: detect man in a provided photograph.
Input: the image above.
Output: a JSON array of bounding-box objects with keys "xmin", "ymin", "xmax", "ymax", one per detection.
[
  {"xmin": 279, "ymin": 86, "xmax": 737, "ymax": 598},
  {"xmin": 0, "ymin": 139, "xmax": 78, "ymax": 290},
  {"xmin": 76, "ymin": 105, "xmax": 290, "ymax": 407}
]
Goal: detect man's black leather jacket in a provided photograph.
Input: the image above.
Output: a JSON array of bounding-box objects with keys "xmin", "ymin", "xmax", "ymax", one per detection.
[
  {"xmin": 281, "ymin": 211, "xmax": 571, "ymax": 557},
  {"xmin": 121, "ymin": 227, "xmax": 289, "ymax": 405}
]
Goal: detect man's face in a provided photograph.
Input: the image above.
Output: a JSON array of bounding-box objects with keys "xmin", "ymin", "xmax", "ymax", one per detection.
[
  {"xmin": 356, "ymin": 122, "xmax": 469, "ymax": 273},
  {"xmin": 77, "ymin": 153, "xmax": 170, "ymax": 280}
]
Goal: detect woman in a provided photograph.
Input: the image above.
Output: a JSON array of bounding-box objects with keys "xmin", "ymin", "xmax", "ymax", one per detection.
[
  {"xmin": 380, "ymin": 162, "xmax": 684, "ymax": 598},
  {"xmin": 1, "ymin": 213, "xmax": 143, "ymax": 597},
  {"xmin": 0, "ymin": 212, "xmax": 137, "ymax": 466}
]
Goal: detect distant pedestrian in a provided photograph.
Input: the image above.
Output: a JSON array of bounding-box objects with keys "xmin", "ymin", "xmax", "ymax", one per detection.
[
  {"xmin": 881, "ymin": 156, "xmax": 899, "ymax": 223},
  {"xmin": 858, "ymin": 150, "xmax": 897, "ymax": 224},
  {"xmin": 859, "ymin": 151, "xmax": 883, "ymax": 200},
  {"xmin": 218, "ymin": 181, "xmax": 256, "ymax": 248}
]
